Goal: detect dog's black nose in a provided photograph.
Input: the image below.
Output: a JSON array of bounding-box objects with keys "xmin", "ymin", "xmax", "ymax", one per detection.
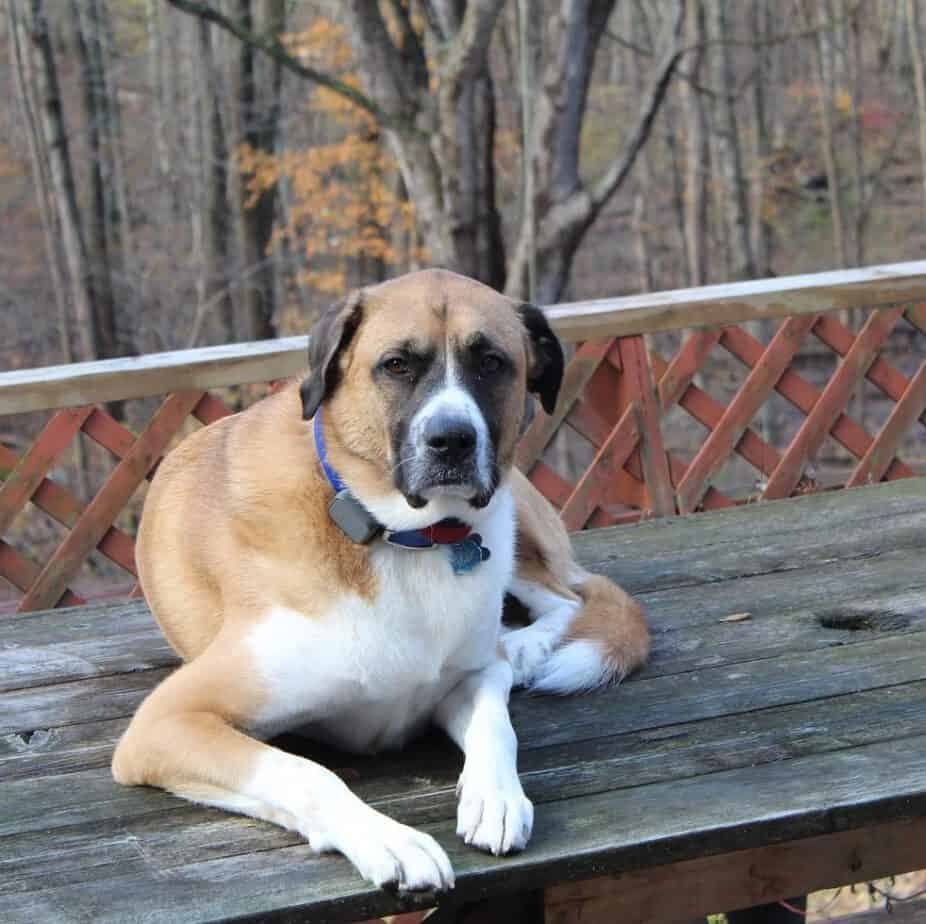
[{"xmin": 424, "ymin": 414, "xmax": 477, "ymax": 460}]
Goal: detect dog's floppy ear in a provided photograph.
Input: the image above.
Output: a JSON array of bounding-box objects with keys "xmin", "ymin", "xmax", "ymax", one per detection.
[
  {"xmin": 300, "ymin": 290, "xmax": 364, "ymax": 420},
  {"xmin": 518, "ymin": 303, "xmax": 564, "ymax": 415}
]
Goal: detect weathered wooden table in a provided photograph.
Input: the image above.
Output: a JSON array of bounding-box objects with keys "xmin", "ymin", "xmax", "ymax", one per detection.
[{"xmin": 2, "ymin": 479, "xmax": 926, "ymax": 923}]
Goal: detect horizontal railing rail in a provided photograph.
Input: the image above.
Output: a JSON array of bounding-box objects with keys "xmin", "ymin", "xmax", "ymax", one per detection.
[
  {"xmin": 2, "ymin": 260, "xmax": 925, "ymax": 612},
  {"xmin": 3, "ymin": 261, "xmax": 926, "ymax": 416}
]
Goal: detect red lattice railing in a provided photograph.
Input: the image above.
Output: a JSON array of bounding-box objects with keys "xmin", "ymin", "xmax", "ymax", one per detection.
[
  {"xmin": 2, "ymin": 263, "xmax": 926, "ymax": 613},
  {"xmin": 519, "ymin": 303, "xmax": 926, "ymax": 530}
]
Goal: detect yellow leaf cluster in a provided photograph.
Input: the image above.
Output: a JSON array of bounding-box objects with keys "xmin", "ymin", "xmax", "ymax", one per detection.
[{"xmin": 240, "ymin": 16, "xmax": 426, "ymax": 314}]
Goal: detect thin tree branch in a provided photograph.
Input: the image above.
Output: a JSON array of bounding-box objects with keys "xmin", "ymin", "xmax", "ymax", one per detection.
[
  {"xmin": 163, "ymin": 0, "xmax": 409, "ymax": 131},
  {"xmin": 589, "ymin": 0, "xmax": 685, "ymax": 212}
]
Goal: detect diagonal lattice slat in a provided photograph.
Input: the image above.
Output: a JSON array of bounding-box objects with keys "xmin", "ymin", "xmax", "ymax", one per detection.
[
  {"xmin": 764, "ymin": 307, "xmax": 905, "ymax": 499},
  {"xmin": 18, "ymin": 392, "xmax": 205, "ymax": 611},
  {"xmin": 0, "ymin": 407, "xmax": 93, "ymax": 538},
  {"xmin": 677, "ymin": 316, "xmax": 819, "ymax": 514},
  {"xmin": 847, "ymin": 362, "xmax": 926, "ymax": 487},
  {"xmin": 719, "ymin": 326, "xmax": 915, "ymax": 477}
]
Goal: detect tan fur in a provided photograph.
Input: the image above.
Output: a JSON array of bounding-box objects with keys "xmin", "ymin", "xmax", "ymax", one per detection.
[
  {"xmin": 320, "ymin": 270, "xmax": 530, "ymax": 499},
  {"xmin": 115, "ymin": 381, "xmax": 380, "ymax": 799},
  {"xmin": 511, "ymin": 469, "xmax": 650, "ymax": 680}
]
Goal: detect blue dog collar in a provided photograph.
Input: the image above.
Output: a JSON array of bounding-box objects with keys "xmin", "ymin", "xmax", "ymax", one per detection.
[{"xmin": 312, "ymin": 410, "xmax": 490, "ymax": 570}]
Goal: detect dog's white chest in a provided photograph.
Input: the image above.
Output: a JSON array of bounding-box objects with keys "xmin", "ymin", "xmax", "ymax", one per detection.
[{"xmin": 247, "ymin": 491, "xmax": 515, "ymax": 751}]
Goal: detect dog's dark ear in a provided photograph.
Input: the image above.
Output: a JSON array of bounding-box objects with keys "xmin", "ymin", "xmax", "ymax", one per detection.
[
  {"xmin": 518, "ymin": 303, "xmax": 564, "ymax": 415},
  {"xmin": 300, "ymin": 291, "xmax": 364, "ymax": 420}
]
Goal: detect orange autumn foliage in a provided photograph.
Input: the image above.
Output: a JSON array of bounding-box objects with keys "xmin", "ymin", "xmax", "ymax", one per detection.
[{"xmin": 239, "ymin": 17, "xmax": 423, "ymax": 320}]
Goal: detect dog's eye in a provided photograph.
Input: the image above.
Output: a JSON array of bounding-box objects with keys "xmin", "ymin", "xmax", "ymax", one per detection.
[
  {"xmin": 480, "ymin": 354, "xmax": 504, "ymax": 376},
  {"xmin": 383, "ymin": 356, "xmax": 411, "ymax": 376}
]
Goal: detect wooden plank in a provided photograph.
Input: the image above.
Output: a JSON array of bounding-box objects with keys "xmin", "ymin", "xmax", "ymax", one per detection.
[
  {"xmin": 544, "ymin": 817, "xmax": 926, "ymax": 924},
  {"xmin": 616, "ymin": 336, "xmax": 675, "ymax": 516},
  {"xmin": 0, "ymin": 336, "xmax": 311, "ymax": 416},
  {"xmin": 4, "ymin": 677, "xmax": 926, "ymax": 898},
  {"xmin": 571, "ymin": 479, "xmax": 926, "ymax": 595},
  {"xmin": 0, "ymin": 667, "xmax": 172, "ymax": 737},
  {"xmin": 676, "ymin": 315, "xmax": 818, "ymax": 513},
  {"xmin": 1, "ymin": 731, "xmax": 924, "ymax": 924},
  {"xmin": 18, "ymin": 393, "xmax": 203, "ymax": 611},
  {"xmin": 8, "ymin": 643, "xmax": 926, "ymax": 809},
  {"xmin": 3, "ymin": 263, "xmax": 925, "ymax": 417},
  {"xmin": 0, "ymin": 716, "xmax": 130, "ymax": 782},
  {"xmin": 0, "ymin": 621, "xmax": 174, "ymax": 692},
  {"xmin": 847, "ymin": 361, "xmax": 926, "ymax": 486},
  {"xmin": 511, "ymin": 626, "xmax": 926, "ymax": 750},
  {"xmin": 7, "ymin": 624, "xmax": 926, "ymax": 831},
  {"xmin": 763, "ymin": 307, "xmax": 905, "ymax": 499},
  {"xmin": 0, "ymin": 408, "xmax": 93, "ymax": 537},
  {"xmin": 545, "ymin": 261, "xmax": 926, "ymax": 342}
]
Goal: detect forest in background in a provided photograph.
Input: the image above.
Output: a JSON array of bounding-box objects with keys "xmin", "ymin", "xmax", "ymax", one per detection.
[{"xmin": 3, "ymin": 0, "xmax": 926, "ymax": 381}]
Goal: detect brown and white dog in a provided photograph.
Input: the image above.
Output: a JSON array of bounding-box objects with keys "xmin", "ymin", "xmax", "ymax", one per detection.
[{"xmin": 113, "ymin": 269, "xmax": 648, "ymax": 892}]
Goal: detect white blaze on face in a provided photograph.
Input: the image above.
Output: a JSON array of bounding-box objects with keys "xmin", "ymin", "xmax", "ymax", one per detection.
[{"xmin": 408, "ymin": 350, "xmax": 491, "ymax": 494}]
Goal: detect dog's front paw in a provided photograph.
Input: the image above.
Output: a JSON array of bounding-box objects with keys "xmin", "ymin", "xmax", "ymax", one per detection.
[
  {"xmin": 314, "ymin": 810, "xmax": 455, "ymax": 892},
  {"xmin": 456, "ymin": 766, "xmax": 533, "ymax": 855}
]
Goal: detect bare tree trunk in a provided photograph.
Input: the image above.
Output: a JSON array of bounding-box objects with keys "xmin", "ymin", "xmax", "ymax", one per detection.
[
  {"xmin": 814, "ymin": 0, "xmax": 848, "ymax": 267},
  {"xmin": 187, "ymin": 16, "xmax": 235, "ymax": 348},
  {"xmin": 70, "ymin": 0, "xmax": 118, "ymax": 361},
  {"xmin": 9, "ymin": 0, "xmax": 71, "ymax": 365},
  {"xmin": 631, "ymin": 5, "xmax": 655, "ymax": 293},
  {"xmin": 846, "ymin": 1, "xmax": 866, "ymax": 267},
  {"xmin": 236, "ymin": 0, "xmax": 284, "ymax": 340},
  {"xmin": 98, "ymin": 0, "xmax": 138, "ymax": 312},
  {"xmin": 707, "ymin": 0, "xmax": 756, "ymax": 281},
  {"xmin": 750, "ymin": 0, "xmax": 775, "ymax": 278},
  {"xmin": 146, "ymin": 0, "xmax": 180, "ymax": 217},
  {"xmin": 681, "ymin": 0, "xmax": 708, "ymax": 286},
  {"xmin": 905, "ymin": 0, "xmax": 926, "ymax": 213},
  {"xmin": 20, "ymin": 0, "xmax": 100, "ymax": 363}
]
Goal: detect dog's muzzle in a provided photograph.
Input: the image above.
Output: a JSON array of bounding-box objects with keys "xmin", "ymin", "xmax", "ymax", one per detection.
[{"xmin": 400, "ymin": 404, "xmax": 495, "ymax": 508}]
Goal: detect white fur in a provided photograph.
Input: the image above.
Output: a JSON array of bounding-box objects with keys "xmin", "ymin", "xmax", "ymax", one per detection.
[
  {"xmin": 247, "ymin": 485, "xmax": 515, "ymax": 750},
  {"xmin": 407, "ymin": 354, "xmax": 492, "ymax": 496},
  {"xmin": 235, "ymin": 485, "xmax": 520, "ymax": 888},
  {"xmin": 245, "ymin": 750, "xmax": 454, "ymax": 891},
  {"xmin": 528, "ymin": 639, "xmax": 614, "ymax": 694},
  {"xmin": 502, "ymin": 579, "xmax": 580, "ymax": 689},
  {"xmin": 435, "ymin": 659, "xmax": 533, "ymax": 855}
]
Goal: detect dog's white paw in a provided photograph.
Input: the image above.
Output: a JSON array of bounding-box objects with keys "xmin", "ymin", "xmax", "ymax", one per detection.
[
  {"xmin": 456, "ymin": 765, "xmax": 533, "ymax": 855},
  {"xmin": 313, "ymin": 810, "xmax": 455, "ymax": 892},
  {"xmin": 501, "ymin": 625, "xmax": 556, "ymax": 688}
]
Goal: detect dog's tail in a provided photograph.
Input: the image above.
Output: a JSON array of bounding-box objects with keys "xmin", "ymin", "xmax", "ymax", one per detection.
[{"xmin": 529, "ymin": 570, "xmax": 650, "ymax": 695}]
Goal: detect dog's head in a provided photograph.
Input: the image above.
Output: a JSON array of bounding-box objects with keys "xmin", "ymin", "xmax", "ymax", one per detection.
[{"xmin": 300, "ymin": 269, "xmax": 563, "ymax": 522}]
